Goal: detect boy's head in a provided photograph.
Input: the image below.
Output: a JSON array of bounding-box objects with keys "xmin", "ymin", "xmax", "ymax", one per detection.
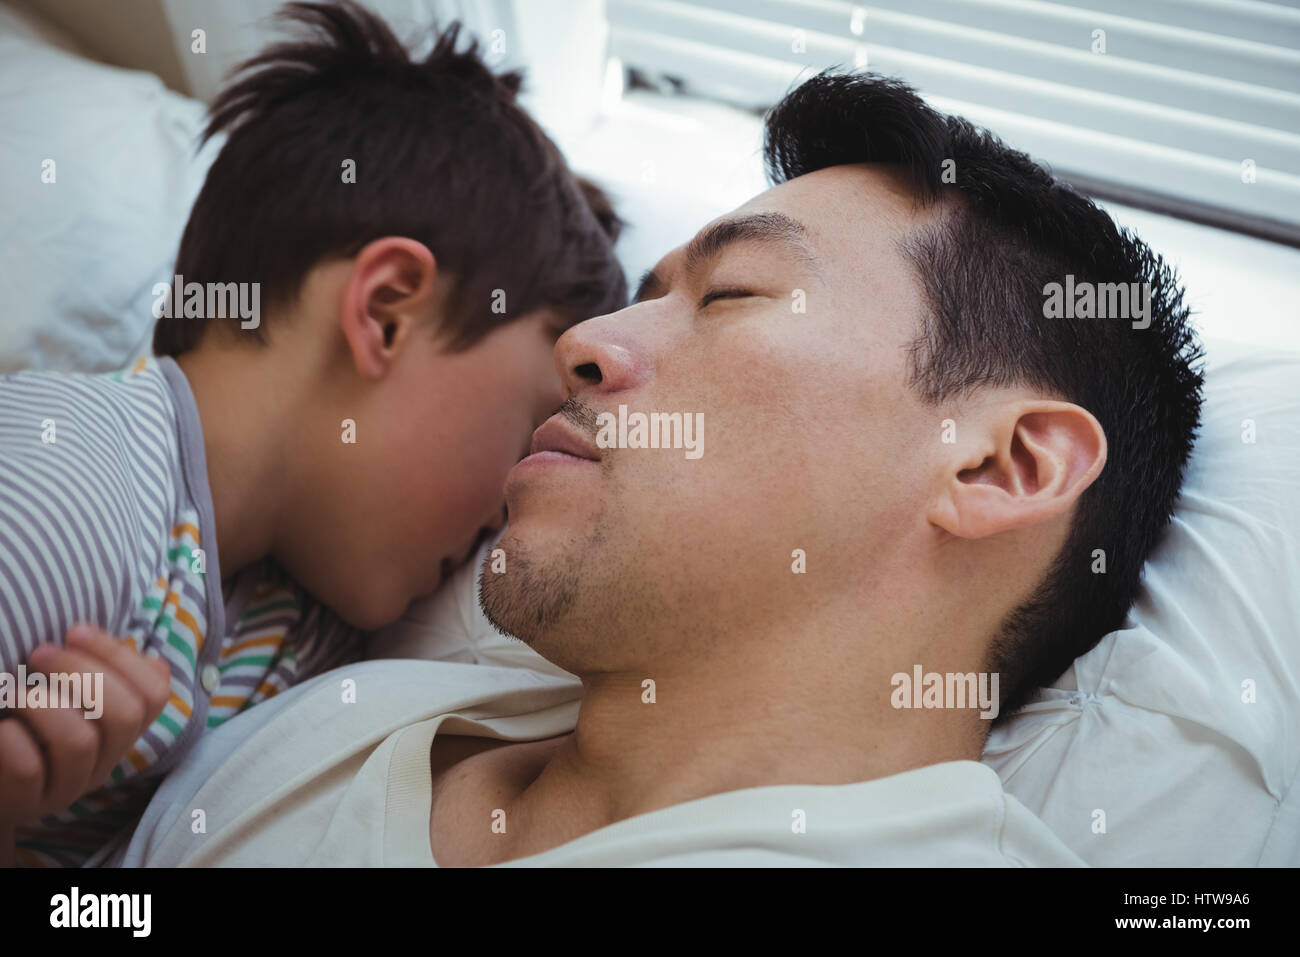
[{"xmin": 156, "ymin": 1, "xmax": 626, "ymax": 628}]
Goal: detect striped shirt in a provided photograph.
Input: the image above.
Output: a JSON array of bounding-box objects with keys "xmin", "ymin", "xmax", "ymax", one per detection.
[{"xmin": 0, "ymin": 356, "xmax": 365, "ymax": 866}]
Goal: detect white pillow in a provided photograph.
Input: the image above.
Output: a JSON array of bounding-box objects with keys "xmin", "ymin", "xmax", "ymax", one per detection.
[
  {"xmin": 0, "ymin": 26, "xmax": 219, "ymax": 372},
  {"xmin": 369, "ymin": 338, "xmax": 1300, "ymax": 867}
]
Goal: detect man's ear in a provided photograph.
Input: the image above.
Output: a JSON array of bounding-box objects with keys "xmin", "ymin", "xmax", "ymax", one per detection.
[
  {"xmin": 927, "ymin": 400, "xmax": 1107, "ymax": 540},
  {"xmin": 339, "ymin": 237, "xmax": 438, "ymax": 379}
]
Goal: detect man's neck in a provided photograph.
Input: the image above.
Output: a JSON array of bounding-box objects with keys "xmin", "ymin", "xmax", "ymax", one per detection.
[
  {"xmin": 174, "ymin": 347, "xmax": 290, "ymax": 585},
  {"xmin": 479, "ymin": 621, "xmax": 987, "ymax": 863}
]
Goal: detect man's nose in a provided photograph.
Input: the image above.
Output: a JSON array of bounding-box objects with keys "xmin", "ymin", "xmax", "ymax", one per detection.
[{"xmin": 553, "ymin": 312, "xmax": 647, "ymax": 399}]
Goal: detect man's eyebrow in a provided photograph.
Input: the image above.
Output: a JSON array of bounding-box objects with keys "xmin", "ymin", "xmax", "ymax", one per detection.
[
  {"xmin": 633, "ymin": 211, "xmax": 818, "ymax": 304},
  {"xmin": 683, "ymin": 211, "xmax": 817, "ymax": 278}
]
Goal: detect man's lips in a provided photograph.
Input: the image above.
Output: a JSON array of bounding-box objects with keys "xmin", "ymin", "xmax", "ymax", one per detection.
[{"xmin": 526, "ymin": 415, "xmax": 602, "ymax": 462}]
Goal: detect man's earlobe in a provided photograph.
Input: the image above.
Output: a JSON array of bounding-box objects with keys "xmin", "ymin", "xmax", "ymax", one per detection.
[{"xmin": 929, "ymin": 400, "xmax": 1107, "ymax": 540}]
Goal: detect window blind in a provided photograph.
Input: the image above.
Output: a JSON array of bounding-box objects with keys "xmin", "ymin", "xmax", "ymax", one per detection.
[{"xmin": 606, "ymin": 0, "xmax": 1300, "ymax": 244}]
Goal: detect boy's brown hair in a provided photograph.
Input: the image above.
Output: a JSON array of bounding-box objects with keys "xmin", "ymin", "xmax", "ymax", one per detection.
[{"xmin": 154, "ymin": 0, "xmax": 626, "ymax": 357}]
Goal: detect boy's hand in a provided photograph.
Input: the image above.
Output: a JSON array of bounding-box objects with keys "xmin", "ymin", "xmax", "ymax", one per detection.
[{"xmin": 0, "ymin": 625, "xmax": 170, "ymax": 832}]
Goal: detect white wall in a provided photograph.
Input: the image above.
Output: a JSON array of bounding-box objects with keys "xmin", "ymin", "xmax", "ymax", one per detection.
[{"xmin": 17, "ymin": 0, "xmax": 188, "ymax": 91}]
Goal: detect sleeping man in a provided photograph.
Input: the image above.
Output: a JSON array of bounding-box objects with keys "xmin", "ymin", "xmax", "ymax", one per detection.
[{"xmin": 113, "ymin": 71, "xmax": 1204, "ymax": 866}]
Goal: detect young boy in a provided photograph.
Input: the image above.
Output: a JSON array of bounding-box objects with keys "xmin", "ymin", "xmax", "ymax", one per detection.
[{"xmin": 0, "ymin": 0, "xmax": 626, "ymax": 866}]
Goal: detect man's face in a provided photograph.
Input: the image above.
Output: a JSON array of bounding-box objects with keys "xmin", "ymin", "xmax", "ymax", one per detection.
[{"xmin": 481, "ymin": 164, "xmax": 949, "ymax": 671}]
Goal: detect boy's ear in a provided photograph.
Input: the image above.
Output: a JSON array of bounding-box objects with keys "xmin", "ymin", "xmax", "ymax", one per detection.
[
  {"xmin": 339, "ymin": 237, "xmax": 438, "ymax": 378},
  {"xmin": 927, "ymin": 400, "xmax": 1107, "ymax": 540}
]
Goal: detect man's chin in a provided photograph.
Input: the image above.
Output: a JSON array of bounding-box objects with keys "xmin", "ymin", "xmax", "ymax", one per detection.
[{"xmin": 476, "ymin": 534, "xmax": 579, "ymax": 645}]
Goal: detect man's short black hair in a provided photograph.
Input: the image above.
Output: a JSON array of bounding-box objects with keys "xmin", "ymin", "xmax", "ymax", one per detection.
[
  {"xmin": 763, "ymin": 71, "xmax": 1205, "ymax": 721},
  {"xmin": 154, "ymin": 0, "xmax": 626, "ymax": 357}
]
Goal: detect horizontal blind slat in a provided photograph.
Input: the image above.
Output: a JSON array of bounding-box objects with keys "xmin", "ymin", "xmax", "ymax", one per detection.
[
  {"xmin": 1039, "ymin": 0, "xmax": 1300, "ymax": 48},
  {"xmin": 928, "ymin": 93, "xmax": 1300, "ymax": 228}
]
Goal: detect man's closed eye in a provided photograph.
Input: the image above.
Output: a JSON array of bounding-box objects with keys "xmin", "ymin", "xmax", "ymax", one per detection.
[{"xmin": 697, "ymin": 287, "xmax": 756, "ymax": 309}]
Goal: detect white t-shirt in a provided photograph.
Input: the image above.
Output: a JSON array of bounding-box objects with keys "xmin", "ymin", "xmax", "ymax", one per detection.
[{"xmin": 114, "ymin": 659, "xmax": 1084, "ymax": 867}]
